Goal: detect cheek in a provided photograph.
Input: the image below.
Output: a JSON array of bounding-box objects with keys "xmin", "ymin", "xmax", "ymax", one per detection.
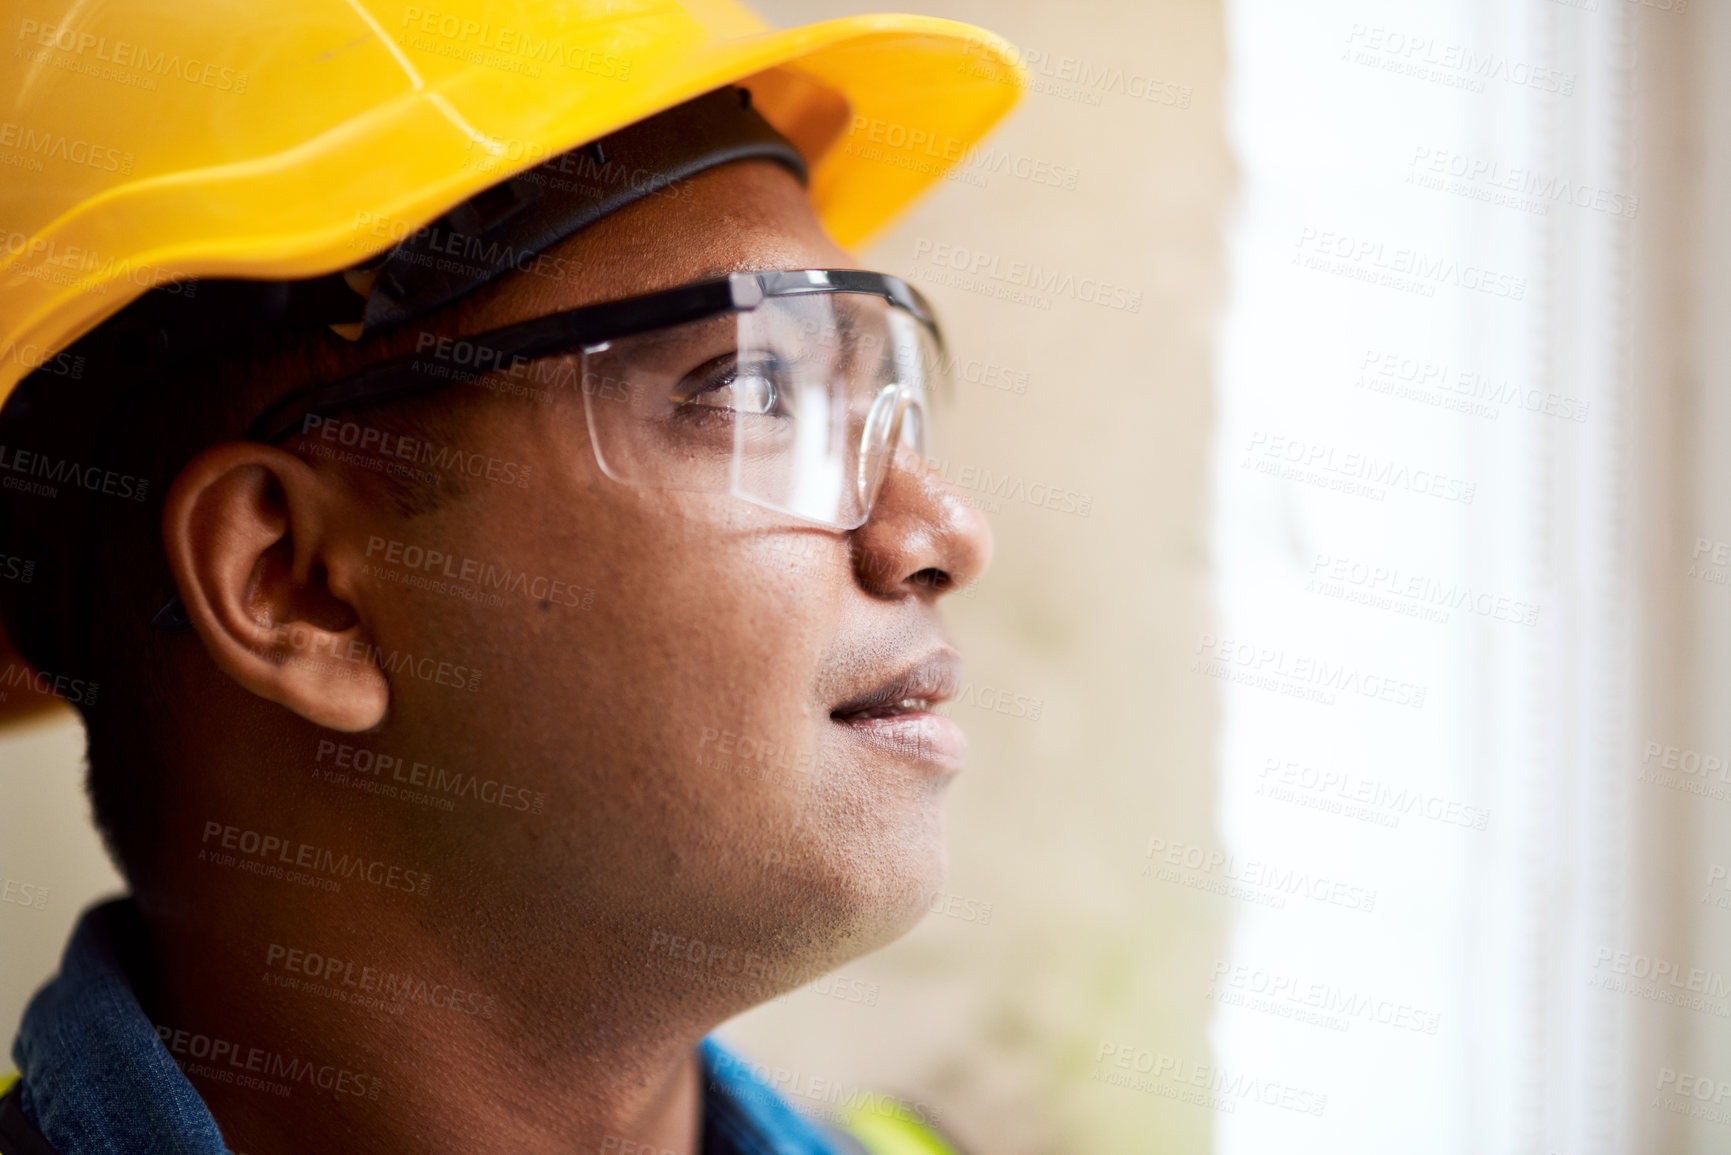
[{"xmin": 459, "ymin": 486, "xmax": 850, "ymax": 812}]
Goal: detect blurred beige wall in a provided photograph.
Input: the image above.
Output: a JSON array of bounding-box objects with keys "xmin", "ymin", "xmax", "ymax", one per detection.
[
  {"xmin": 1642, "ymin": 1, "xmax": 1731, "ymax": 1140},
  {"xmin": 0, "ymin": 3, "xmax": 1231, "ymax": 1152}
]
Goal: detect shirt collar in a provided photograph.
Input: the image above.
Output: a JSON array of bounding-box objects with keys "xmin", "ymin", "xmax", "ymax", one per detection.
[
  {"xmin": 12, "ymin": 898, "xmax": 226, "ymax": 1155},
  {"xmin": 13, "ymin": 898, "xmax": 840, "ymax": 1155}
]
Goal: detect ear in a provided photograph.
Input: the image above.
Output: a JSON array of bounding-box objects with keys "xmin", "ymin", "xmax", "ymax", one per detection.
[{"xmin": 161, "ymin": 441, "xmax": 388, "ymax": 731}]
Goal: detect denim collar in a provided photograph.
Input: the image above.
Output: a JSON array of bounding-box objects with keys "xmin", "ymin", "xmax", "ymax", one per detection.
[{"xmin": 12, "ymin": 898, "xmax": 840, "ymax": 1155}]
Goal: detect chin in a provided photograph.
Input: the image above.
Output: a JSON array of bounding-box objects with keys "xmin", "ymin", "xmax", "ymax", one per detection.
[{"xmin": 772, "ymin": 799, "xmax": 952, "ymax": 963}]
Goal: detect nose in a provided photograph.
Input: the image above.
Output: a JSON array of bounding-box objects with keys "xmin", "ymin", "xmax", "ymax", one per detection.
[{"xmin": 850, "ymin": 443, "xmax": 993, "ymax": 598}]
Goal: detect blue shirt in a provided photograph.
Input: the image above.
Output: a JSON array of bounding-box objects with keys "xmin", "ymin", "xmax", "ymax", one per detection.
[{"xmin": 9, "ymin": 899, "xmax": 846, "ymax": 1155}]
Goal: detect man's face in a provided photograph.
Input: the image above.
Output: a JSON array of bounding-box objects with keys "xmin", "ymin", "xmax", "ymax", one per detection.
[{"xmin": 312, "ymin": 159, "xmax": 993, "ymax": 993}]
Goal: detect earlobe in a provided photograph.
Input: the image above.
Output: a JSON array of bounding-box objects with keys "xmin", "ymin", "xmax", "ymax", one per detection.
[{"xmin": 162, "ymin": 442, "xmax": 389, "ymax": 732}]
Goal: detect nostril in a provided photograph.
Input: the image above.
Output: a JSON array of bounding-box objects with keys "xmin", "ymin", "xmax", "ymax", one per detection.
[{"xmin": 910, "ymin": 567, "xmax": 950, "ymax": 592}]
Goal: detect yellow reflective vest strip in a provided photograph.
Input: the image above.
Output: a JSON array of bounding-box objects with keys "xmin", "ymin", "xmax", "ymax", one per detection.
[{"xmin": 836, "ymin": 1102, "xmax": 964, "ymax": 1155}]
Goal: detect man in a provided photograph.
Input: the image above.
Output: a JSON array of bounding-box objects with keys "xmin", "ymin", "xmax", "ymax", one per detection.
[{"xmin": 0, "ymin": 1, "xmax": 1021, "ymax": 1152}]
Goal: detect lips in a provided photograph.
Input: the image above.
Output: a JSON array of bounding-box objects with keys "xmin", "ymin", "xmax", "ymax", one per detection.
[
  {"xmin": 829, "ymin": 650, "xmax": 961, "ymax": 720},
  {"xmin": 829, "ymin": 649, "xmax": 967, "ymax": 769}
]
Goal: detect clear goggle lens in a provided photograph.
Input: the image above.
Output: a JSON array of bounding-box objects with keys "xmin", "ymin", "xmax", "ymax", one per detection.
[{"xmin": 578, "ymin": 293, "xmax": 943, "ymax": 530}]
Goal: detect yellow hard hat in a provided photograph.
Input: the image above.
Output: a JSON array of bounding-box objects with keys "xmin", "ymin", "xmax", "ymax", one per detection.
[
  {"xmin": 0, "ymin": 0, "xmax": 1024, "ymax": 729},
  {"xmin": 0, "ymin": 0, "xmax": 1024, "ymax": 410}
]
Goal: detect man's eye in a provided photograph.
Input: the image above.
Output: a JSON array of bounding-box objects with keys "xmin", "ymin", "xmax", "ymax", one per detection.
[{"xmin": 674, "ymin": 355, "xmax": 782, "ymax": 415}]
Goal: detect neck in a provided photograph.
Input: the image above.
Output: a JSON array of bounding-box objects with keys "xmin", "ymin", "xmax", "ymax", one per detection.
[{"xmin": 132, "ymin": 884, "xmax": 710, "ymax": 1155}]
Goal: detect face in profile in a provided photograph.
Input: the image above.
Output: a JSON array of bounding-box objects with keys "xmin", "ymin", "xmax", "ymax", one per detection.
[{"xmin": 172, "ymin": 156, "xmax": 995, "ymax": 1016}]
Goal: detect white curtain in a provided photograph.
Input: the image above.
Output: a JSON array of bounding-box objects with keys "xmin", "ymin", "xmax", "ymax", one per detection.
[{"xmin": 1210, "ymin": 1, "xmax": 1715, "ymax": 1150}]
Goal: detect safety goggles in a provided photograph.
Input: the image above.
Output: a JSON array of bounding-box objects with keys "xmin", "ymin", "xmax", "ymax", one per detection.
[
  {"xmin": 248, "ymin": 268, "xmax": 948, "ymax": 531},
  {"xmin": 152, "ymin": 268, "xmax": 948, "ymax": 632}
]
